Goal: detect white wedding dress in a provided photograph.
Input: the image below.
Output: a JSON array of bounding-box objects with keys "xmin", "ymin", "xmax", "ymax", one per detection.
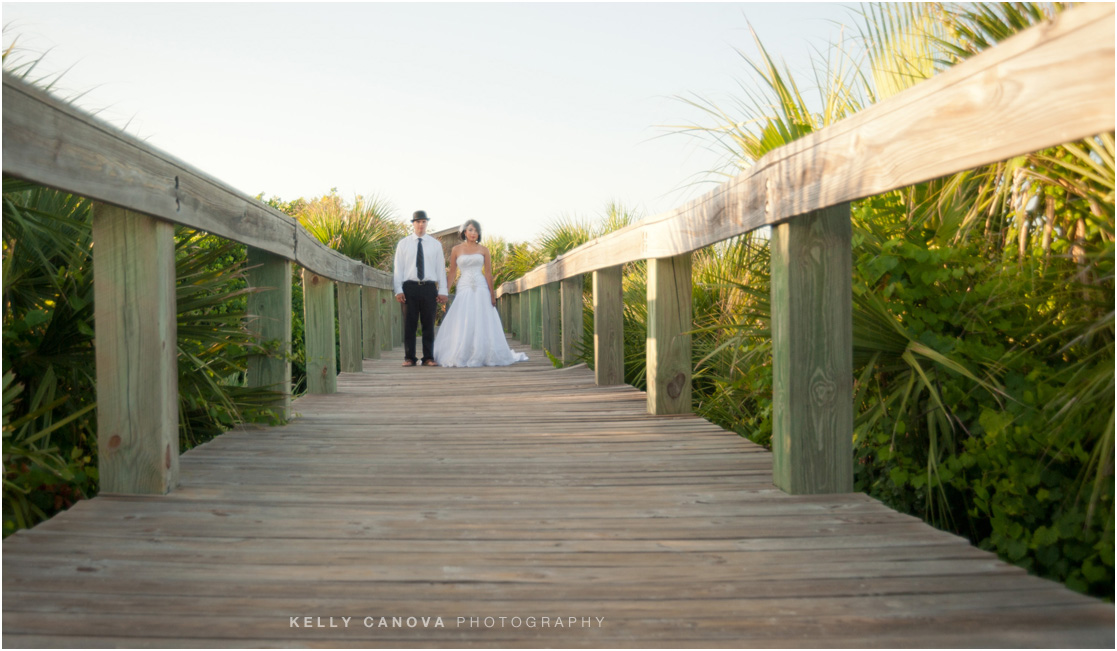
[{"xmin": 434, "ymin": 253, "xmax": 529, "ymax": 367}]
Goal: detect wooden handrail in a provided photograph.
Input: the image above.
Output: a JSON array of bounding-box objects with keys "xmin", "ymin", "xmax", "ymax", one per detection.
[
  {"xmin": 496, "ymin": 2, "xmax": 1115, "ymax": 297},
  {"xmin": 1, "ymin": 72, "xmax": 392, "ymax": 290}
]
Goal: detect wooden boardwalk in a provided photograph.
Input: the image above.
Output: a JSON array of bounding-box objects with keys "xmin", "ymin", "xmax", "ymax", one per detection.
[{"xmin": 3, "ymin": 339, "xmax": 1113, "ymax": 648}]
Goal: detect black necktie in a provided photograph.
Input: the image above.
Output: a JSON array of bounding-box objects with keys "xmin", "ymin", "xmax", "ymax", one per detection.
[{"xmin": 415, "ymin": 238, "xmax": 425, "ymax": 281}]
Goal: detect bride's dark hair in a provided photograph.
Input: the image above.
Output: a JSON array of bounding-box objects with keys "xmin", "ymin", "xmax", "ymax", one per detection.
[{"xmin": 459, "ymin": 219, "xmax": 482, "ymax": 242}]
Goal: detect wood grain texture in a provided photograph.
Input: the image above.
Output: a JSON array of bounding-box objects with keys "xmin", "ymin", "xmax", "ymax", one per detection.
[
  {"xmin": 518, "ymin": 292, "xmax": 529, "ymax": 341},
  {"xmin": 337, "ymin": 283, "xmax": 363, "ymax": 373},
  {"xmin": 494, "ymin": 4, "xmax": 1114, "ymax": 295},
  {"xmin": 529, "ymin": 287, "xmax": 543, "ymax": 351},
  {"xmin": 541, "ymin": 282, "xmax": 561, "ymax": 358},
  {"xmin": 593, "ymin": 266, "xmax": 624, "ymax": 386},
  {"xmin": 91, "ymin": 204, "xmax": 179, "ymax": 494},
  {"xmin": 391, "ymin": 301, "xmax": 402, "ymax": 347},
  {"xmin": 2, "ymin": 73, "xmax": 392, "ymax": 289},
  {"xmin": 302, "ymin": 270, "xmax": 337, "ymax": 394},
  {"xmin": 560, "ymin": 276, "xmax": 585, "ymax": 365},
  {"xmin": 378, "ymin": 289, "xmax": 393, "ymax": 352},
  {"xmin": 361, "ymin": 286, "xmax": 380, "ymax": 360},
  {"xmin": 294, "ymin": 229, "xmax": 392, "ymax": 289},
  {"xmin": 3, "ymin": 346, "xmax": 1111, "ymax": 647},
  {"xmin": 245, "ymin": 247, "xmax": 292, "ymax": 419},
  {"xmin": 647, "ymin": 254, "xmax": 692, "ymax": 416},
  {"xmin": 770, "ymin": 204, "xmax": 853, "ymax": 494}
]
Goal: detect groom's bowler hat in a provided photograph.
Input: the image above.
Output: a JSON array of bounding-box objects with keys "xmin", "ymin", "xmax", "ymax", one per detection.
[{"xmin": 412, "ymin": 210, "xmax": 429, "ymax": 222}]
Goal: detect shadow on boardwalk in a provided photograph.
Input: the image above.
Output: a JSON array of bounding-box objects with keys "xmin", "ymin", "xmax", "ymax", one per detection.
[{"xmin": 3, "ymin": 339, "xmax": 1113, "ymax": 647}]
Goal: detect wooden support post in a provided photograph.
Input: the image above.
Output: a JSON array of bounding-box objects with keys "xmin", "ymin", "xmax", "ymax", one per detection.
[
  {"xmin": 561, "ymin": 275, "xmax": 584, "ymax": 365},
  {"xmin": 647, "ymin": 253, "xmax": 693, "ymax": 415},
  {"xmin": 302, "ymin": 269, "xmax": 337, "ymax": 394},
  {"xmin": 592, "ymin": 266, "xmax": 624, "ymax": 386},
  {"xmin": 245, "ymin": 246, "xmax": 292, "ymax": 419},
  {"xmin": 529, "ymin": 287, "xmax": 543, "ymax": 350},
  {"xmin": 338, "ymin": 283, "xmax": 362, "ymax": 373},
  {"xmin": 501, "ymin": 296, "xmax": 511, "ymax": 332},
  {"xmin": 92, "ymin": 204, "xmax": 178, "ymax": 494},
  {"xmin": 379, "ymin": 289, "xmax": 393, "ymax": 352},
  {"xmin": 392, "ymin": 301, "xmax": 402, "ymax": 346},
  {"xmin": 770, "ymin": 203, "xmax": 854, "ymax": 495},
  {"xmin": 512, "ymin": 293, "xmax": 523, "ymax": 340},
  {"xmin": 361, "ymin": 286, "xmax": 379, "ymax": 360},
  {"xmin": 541, "ymin": 281, "xmax": 561, "ymax": 358}
]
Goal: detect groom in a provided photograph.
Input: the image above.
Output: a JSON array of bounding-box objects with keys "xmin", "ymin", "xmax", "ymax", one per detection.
[{"xmin": 393, "ymin": 210, "xmax": 448, "ymax": 367}]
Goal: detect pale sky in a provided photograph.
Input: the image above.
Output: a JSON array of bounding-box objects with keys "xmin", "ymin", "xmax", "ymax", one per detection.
[{"xmin": 3, "ymin": 1, "xmax": 858, "ymax": 243}]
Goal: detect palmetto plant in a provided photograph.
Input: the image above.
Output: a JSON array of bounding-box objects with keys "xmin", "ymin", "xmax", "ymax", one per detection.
[
  {"xmin": 296, "ymin": 192, "xmax": 406, "ymax": 271},
  {"xmin": 2, "ymin": 177, "xmax": 285, "ymax": 535},
  {"xmin": 669, "ymin": 1, "xmax": 1113, "ymax": 597}
]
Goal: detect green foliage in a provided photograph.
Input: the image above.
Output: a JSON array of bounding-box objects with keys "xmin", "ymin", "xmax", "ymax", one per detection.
[
  {"xmin": 3, "ymin": 180, "xmax": 286, "ymax": 536},
  {"xmin": 293, "ymin": 189, "xmax": 406, "ymax": 270},
  {"xmin": 598, "ymin": 1, "xmax": 1113, "ymax": 599}
]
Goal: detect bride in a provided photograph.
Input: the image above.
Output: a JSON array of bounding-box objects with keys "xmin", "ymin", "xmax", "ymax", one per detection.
[{"xmin": 433, "ymin": 220, "xmax": 529, "ymax": 367}]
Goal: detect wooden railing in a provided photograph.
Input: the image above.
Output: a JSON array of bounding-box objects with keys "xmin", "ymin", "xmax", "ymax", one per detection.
[
  {"xmin": 494, "ymin": 4, "xmax": 1115, "ymax": 494},
  {"xmin": 3, "ymin": 73, "xmax": 403, "ymax": 495}
]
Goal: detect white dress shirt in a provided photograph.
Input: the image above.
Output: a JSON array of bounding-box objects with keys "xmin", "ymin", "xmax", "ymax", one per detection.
[{"xmin": 393, "ymin": 234, "xmax": 448, "ymax": 296}]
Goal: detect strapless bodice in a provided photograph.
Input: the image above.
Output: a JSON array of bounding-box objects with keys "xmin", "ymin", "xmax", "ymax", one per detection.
[{"xmin": 457, "ymin": 253, "xmax": 485, "ymax": 289}]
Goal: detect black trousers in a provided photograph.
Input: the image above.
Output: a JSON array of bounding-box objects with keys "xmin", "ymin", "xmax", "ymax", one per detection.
[{"xmin": 403, "ymin": 281, "xmax": 438, "ymax": 363}]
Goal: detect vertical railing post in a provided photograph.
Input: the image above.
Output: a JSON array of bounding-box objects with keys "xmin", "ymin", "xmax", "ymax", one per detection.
[
  {"xmin": 361, "ymin": 286, "xmax": 379, "ymax": 360},
  {"xmin": 92, "ymin": 204, "xmax": 179, "ymax": 494},
  {"xmin": 513, "ymin": 293, "xmax": 524, "ymax": 341},
  {"xmin": 501, "ymin": 296, "xmax": 511, "ymax": 332},
  {"xmin": 541, "ymin": 281, "xmax": 561, "ymax": 358},
  {"xmin": 529, "ymin": 287, "xmax": 543, "ymax": 350},
  {"xmin": 560, "ymin": 275, "xmax": 584, "ymax": 365},
  {"xmin": 394, "ymin": 301, "xmax": 403, "ymax": 346},
  {"xmin": 338, "ymin": 283, "xmax": 362, "ymax": 373},
  {"xmin": 770, "ymin": 203, "xmax": 854, "ymax": 494},
  {"xmin": 245, "ymin": 246, "xmax": 292, "ymax": 420},
  {"xmin": 302, "ymin": 269, "xmax": 337, "ymax": 394},
  {"xmin": 592, "ymin": 266, "xmax": 624, "ymax": 386},
  {"xmin": 647, "ymin": 253, "xmax": 693, "ymax": 415},
  {"xmin": 379, "ymin": 289, "xmax": 393, "ymax": 352}
]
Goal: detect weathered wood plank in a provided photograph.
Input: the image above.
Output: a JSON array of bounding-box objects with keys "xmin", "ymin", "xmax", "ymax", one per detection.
[
  {"xmin": 1, "ymin": 73, "xmax": 392, "ymax": 289},
  {"xmin": 519, "ymin": 292, "xmax": 530, "ymax": 343},
  {"xmin": 391, "ymin": 299, "xmax": 402, "ymax": 346},
  {"xmin": 3, "ymin": 346, "xmax": 1112, "ymax": 648},
  {"xmin": 245, "ymin": 247, "xmax": 292, "ymax": 419},
  {"xmin": 528, "ymin": 287, "xmax": 543, "ymax": 350},
  {"xmin": 337, "ymin": 283, "xmax": 362, "ymax": 373},
  {"xmin": 592, "ymin": 266, "xmax": 624, "ymax": 386},
  {"xmin": 495, "ymin": 3, "xmax": 1115, "ymax": 294},
  {"xmin": 646, "ymin": 253, "xmax": 692, "ymax": 415},
  {"xmin": 560, "ymin": 275, "xmax": 584, "ymax": 364},
  {"xmin": 361, "ymin": 286, "xmax": 379, "ymax": 359},
  {"xmin": 91, "ymin": 203, "xmax": 179, "ymax": 495},
  {"xmin": 770, "ymin": 203, "xmax": 853, "ymax": 494},
  {"xmin": 302, "ymin": 270, "xmax": 337, "ymax": 394},
  {"xmin": 378, "ymin": 289, "xmax": 393, "ymax": 352},
  {"xmin": 541, "ymin": 281, "xmax": 561, "ymax": 358}
]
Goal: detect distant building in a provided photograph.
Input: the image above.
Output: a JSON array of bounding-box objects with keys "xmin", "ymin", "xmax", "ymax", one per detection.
[{"xmin": 430, "ymin": 225, "xmax": 460, "ymax": 262}]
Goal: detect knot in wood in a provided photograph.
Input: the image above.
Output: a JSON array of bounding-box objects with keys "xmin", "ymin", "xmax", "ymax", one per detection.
[
  {"xmin": 809, "ymin": 369, "xmax": 836, "ymax": 406},
  {"xmin": 667, "ymin": 372, "xmax": 687, "ymax": 399},
  {"xmin": 108, "ymin": 435, "xmax": 122, "ymax": 450}
]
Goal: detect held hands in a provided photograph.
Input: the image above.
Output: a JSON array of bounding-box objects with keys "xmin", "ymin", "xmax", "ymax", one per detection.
[
  {"xmin": 437, "ymin": 295, "xmax": 448, "ymax": 304},
  {"xmin": 395, "ymin": 293, "xmax": 405, "ymax": 304}
]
